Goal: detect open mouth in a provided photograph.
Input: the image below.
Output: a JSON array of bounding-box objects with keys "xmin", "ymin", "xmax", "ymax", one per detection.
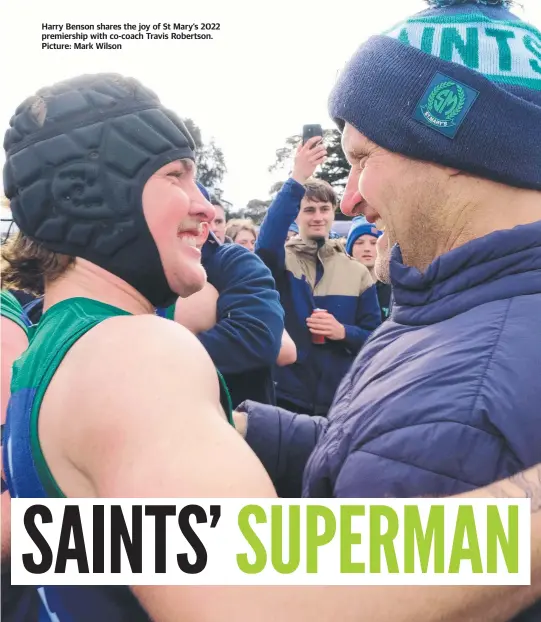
[{"xmin": 177, "ymin": 225, "xmax": 203, "ymax": 250}]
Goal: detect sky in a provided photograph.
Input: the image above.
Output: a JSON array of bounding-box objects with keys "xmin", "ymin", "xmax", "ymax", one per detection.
[{"xmin": 1, "ymin": 0, "xmax": 540, "ymax": 213}]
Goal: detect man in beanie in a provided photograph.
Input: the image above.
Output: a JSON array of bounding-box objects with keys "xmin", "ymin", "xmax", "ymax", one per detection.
[
  {"xmin": 237, "ymin": 2, "xmax": 541, "ymax": 614},
  {"xmin": 256, "ymin": 140, "xmax": 381, "ymax": 417},
  {"xmin": 346, "ymin": 216, "xmax": 392, "ymax": 320}
]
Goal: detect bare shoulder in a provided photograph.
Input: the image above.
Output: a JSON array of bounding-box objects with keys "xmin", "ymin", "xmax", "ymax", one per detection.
[
  {"xmin": 54, "ymin": 312, "xmax": 221, "ymax": 420},
  {"xmin": 79, "ymin": 312, "xmax": 213, "ymax": 372}
]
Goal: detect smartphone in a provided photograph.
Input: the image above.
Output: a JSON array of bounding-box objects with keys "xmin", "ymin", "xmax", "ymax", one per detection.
[{"xmin": 302, "ymin": 124, "xmax": 323, "ymax": 147}]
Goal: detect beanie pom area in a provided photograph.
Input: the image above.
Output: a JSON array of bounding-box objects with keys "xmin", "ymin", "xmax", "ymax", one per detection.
[{"xmin": 424, "ymin": 0, "xmax": 514, "ymax": 7}]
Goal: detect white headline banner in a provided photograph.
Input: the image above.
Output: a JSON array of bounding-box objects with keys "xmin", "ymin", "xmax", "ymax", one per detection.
[{"xmin": 11, "ymin": 498, "xmax": 531, "ymax": 586}]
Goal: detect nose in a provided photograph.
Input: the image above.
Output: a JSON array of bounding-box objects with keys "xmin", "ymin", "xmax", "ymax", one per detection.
[
  {"xmin": 190, "ymin": 183, "xmax": 216, "ymax": 223},
  {"xmin": 341, "ymin": 170, "xmax": 363, "ymax": 217}
]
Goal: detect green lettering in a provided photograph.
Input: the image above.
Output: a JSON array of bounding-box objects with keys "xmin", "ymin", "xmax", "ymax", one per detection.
[
  {"xmin": 306, "ymin": 505, "xmax": 336, "ymax": 573},
  {"xmin": 340, "ymin": 505, "xmax": 365, "ymax": 573},
  {"xmin": 398, "ymin": 27, "xmax": 410, "ymax": 46},
  {"xmin": 421, "ymin": 27, "xmax": 435, "ymax": 55},
  {"xmin": 524, "ymin": 34, "xmax": 541, "ymax": 75},
  {"xmin": 404, "ymin": 505, "xmax": 445, "ymax": 573},
  {"xmin": 370, "ymin": 506, "xmax": 399, "ymax": 573},
  {"xmin": 487, "ymin": 505, "xmax": 519, "ymax": 573},
  {"xmin": 271, "ymin": 505, "xmax": 301, "ymax": 574},
  {"xmin": 485, "ymin": 28, "xmax": 515, "ymax": 72},
  {"xmin": 441, "ymin": 27, "xmax": 479, "ymax": 69},
  {"xmin": 449, "ymin": 506, "xmax": 483, "ymax": 573},
  {"xmin": 237, "ymin": 505, "xmax": 267, "ymax": 574}
]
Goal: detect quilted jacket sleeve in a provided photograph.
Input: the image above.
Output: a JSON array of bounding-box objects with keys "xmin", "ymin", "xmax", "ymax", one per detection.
[
  {"xmin": 330, "ymin": 420, "xmax": 522, "ymax": 499},
  {"xmin": 238, "ymin": 400, "xmax": 328, "ymax": 498}
]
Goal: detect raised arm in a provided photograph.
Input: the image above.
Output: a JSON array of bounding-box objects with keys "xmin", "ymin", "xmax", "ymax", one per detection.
[{"xmin": 256, "ymin": 136, "xmax": 327, "ymax": 272}]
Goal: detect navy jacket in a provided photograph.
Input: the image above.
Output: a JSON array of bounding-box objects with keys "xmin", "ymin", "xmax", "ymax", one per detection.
[
  {"xmin": 199, "ymin": 237, "xmax": 284, "ymax": 407},
  {"xmin": 256, "ymin": 178, "xmax": 381, "ymax": 414},
  {"xmin": 242, "ymin": 221, "xmax": 541, "ymax": 503}
]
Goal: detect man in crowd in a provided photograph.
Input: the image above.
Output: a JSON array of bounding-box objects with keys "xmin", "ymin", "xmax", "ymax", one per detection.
[
  {"xmin": 209, "ymin": 196, "xmax": 230, "ymax": 243},
  {"xmin": 238, "ymin": 5, "xmax": 541, "ymax": 621},
  {"xmin": 346, "ymin": 216, "xmax": 392, "ymax": 320},
  {"xmin": 256, "ymin": 142, "xmax": 381, "ymax": 416}
]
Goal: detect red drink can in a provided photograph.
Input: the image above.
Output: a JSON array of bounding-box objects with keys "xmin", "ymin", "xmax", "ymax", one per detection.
[{"xmin": 311, "ymin": 308, "xmax": 327, "ymax": 345}]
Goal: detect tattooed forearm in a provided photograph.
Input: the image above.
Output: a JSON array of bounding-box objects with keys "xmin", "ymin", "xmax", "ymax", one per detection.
[{"xmin": 485, "ymin": 464, "xmax": 541, "ymax": 512}]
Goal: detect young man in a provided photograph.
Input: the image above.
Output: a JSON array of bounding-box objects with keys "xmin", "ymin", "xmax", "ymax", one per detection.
[
  {"xmin": 346, "ymin": 216, "xmax": 392, "ymax": 320},
  {"xmin": 256, "ymin": 145, "xmax": 381, "ymax": 416},
  {"xmin": 209, "ymin": 197, "xmax": 229, "ymax": 243}
]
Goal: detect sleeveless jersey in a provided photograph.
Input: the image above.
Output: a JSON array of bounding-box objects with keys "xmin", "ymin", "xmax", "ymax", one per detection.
[
  {"xmin": 1, "ymin": 291, "xmax": 42, "ymax": 622},
  {"xmin": 0, "ymin": 290, "xmax": 31, "ymax": 332},
  {"xmin": 3, "ymin": 297, "xmax": 233, "ymax": 622}
]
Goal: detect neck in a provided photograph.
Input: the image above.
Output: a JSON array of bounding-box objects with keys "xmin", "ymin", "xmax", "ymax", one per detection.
[
  {"xmin": 403, "ymin": 179, "xmax": 541, "ymax": 272},
  {"xmin": 44, "ymin": 259, "xmax": 154, "ymax": 315},
  {"xmin": 367, "ymin": 266, "xmax": 377, "ymax": 282}
]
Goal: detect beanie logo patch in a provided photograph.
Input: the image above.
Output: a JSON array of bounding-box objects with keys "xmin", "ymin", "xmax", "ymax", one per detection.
[{"xmin": 413, "ymin": 72, "xmax": 479, "ymax": 138}]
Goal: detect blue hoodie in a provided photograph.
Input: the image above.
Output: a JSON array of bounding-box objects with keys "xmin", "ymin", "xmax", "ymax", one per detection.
[
  {"xmin": 241, "ymin": 221, "xmax": 541, "ymax": 512},
  {"xmin": 157, "ymin": 233, "xmax": 284, "ymax": 407}
]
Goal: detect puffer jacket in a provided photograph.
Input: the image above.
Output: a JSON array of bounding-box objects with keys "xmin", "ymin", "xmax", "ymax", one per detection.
[
  {"xmin": 242, "ymin": 221, "xmax": 541, "ymax": 621},
  {"xmin": 242, "ymin": 219, "xmax": 541, "ymax": 505}
]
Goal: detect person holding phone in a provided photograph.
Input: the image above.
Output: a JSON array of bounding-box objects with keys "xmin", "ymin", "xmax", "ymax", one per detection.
[{"xmin": 255, "ymin": 129, "xmax": 381, "ymax": 416}]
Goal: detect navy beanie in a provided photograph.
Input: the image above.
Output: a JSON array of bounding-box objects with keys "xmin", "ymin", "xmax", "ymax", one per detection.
[
  {"xmin": 329, "ymin": 0, "xmax": 541, "ymax": 190},
  {"xmin": 346, "ymin": 217, "xmax": 382, "ymax": 255},
  {"xmin": 3, "ymin": 73, "xmax": 196, "ymax": 308}
]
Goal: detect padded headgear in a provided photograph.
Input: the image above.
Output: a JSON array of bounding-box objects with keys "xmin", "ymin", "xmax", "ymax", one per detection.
[{"xmin": 3, "ymin": 73, "xmax": 196, "ymax": 307}]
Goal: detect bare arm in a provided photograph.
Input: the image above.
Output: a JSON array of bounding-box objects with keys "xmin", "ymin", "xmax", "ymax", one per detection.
[
  {"xmin": 173, "ymin": 283, "xmax": 219, "ymax": 335},
  {"xmin": 51, "ymin": 318, "xmax": 541, "ymax": 622},
  {"xmin": 276, "ymin": 329, "xmax": 297, "ymax": 366}
]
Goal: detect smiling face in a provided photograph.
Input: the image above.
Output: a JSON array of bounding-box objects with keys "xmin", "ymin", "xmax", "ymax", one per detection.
[
  {"xmin": 142, "ymin": 159, "xmax": 215, "ymax": 298},
  {"xmin": 297, "ymin": 197, "xmax": 335, "ymax": 241},
  {"xmin": 340, "ymin": 123, "xmax": 454, "ymax": 279},
  {"xmin": 210, "ymin": 204, "xmax": 226, "ymax": 243},
  {"xmin": 235, "ymin": 228, "xmax": 256, "ymax": 252},
  {"xmin": 352, "ymin": 234, "xmax": 378, "ymax": 268}
]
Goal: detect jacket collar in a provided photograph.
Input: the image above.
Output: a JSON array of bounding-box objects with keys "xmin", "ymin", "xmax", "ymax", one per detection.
[
  {"xmin": 286, "ymin": 236, "xmax": 346, "ymax": 260},
  {"xmin": 390, "ymin": 221, "xmax": 541, "ymax": 325}
]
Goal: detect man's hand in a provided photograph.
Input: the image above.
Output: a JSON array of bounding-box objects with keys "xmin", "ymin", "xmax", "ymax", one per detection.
[
  {"xmin": 291, "ymin": 136, "xmax": 327, "ymax": 185},
  {"xmin": 306, "ymin": 310, "xmax": 346, "ymax": 341}
]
